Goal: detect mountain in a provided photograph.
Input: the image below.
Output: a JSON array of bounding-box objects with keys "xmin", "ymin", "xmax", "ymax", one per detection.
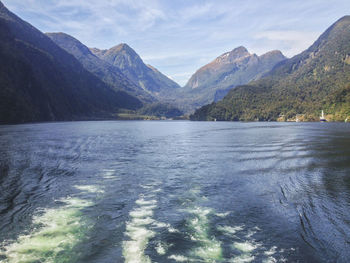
[
  {"xmin": 46, "ymin": 32, "xmax": 155, "ymax": 103},
  {"xmin": 90, "ymin": 44, "xmax": 181, "ymax": 96},
  {"xmin": 0, "ymin": 1, "xmax": 141, "ymax": 124},
  {"xmin": 178, "ymin": 47, "xmax": 285, "ymax": 109},
  {"xmin": 137, "ymin": 103, "xmax": 183, "ymax": 118},
  {"xmin": 191, "ymin": 16, "xmax": 350, "ymax": 122}
]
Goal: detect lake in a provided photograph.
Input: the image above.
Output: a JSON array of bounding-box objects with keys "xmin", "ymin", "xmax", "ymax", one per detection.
[{"xmin": 0, "ymin": 121, "xmax": 350, "ymax": 262}]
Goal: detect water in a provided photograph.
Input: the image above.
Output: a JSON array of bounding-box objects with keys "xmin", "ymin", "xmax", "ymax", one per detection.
[{"xmin": 0, "ymin": 121, "xmax": 350, "ymax": 263}]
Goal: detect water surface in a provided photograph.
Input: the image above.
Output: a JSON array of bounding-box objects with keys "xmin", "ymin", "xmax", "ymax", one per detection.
[{"xmin": 0, "ymin": 121, "xmax": 350, "ymax": 262}]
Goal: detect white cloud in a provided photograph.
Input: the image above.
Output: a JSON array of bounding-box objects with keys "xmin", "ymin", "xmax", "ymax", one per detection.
[
  {"xmin": 253, "ymin": 30, "xmax": 320, "ymax": 57},
  {"xmin": 255, "ymin": 30, "xmax": 319, "ymax": 42}
]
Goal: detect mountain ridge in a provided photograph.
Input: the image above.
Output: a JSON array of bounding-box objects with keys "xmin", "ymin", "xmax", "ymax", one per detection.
[
  {"xmin": 46, "ymin": 32, "xmax": 156, "ymax": 103},
  {"xmin": 191, "ymin": 15, "xmax": 350, "ymax": 121},
  {"xmin": 185, "ymin": 47, "xmax": 285, "ymax": 91},
  {"xmin": 90, "ymin": 44, "xmax": 181, "ymax": 95},
  {"xmin": 171, "ymin": 46, "xmax": 286, "ymax": 112},
  {"xmin": 0, "ymin": 2, "xmax": 141, "ymax": 124}
]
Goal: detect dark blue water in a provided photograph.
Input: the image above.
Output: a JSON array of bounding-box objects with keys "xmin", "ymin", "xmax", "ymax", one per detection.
[{"xmin": 0, "ymin": 121, "xmax": 350, "ymax": 263}]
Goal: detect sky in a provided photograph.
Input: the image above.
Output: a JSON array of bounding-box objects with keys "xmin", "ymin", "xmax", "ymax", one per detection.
[{"xmin": 3, "ymin": 0, "xmax": 350, "ymax": 86}]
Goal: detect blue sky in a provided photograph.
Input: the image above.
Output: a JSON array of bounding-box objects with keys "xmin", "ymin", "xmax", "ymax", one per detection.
[{"xmin": 3, "ymin": 0, "xmax": 350, "ymax": 86}]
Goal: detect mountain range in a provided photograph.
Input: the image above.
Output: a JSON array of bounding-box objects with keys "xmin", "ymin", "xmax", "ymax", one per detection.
[
  {"xmin": 47, "ymin": 31, "xmax": 287, "ymax": 114},
  {"xmin": 191, "ymin": 16, "xmax": 350, "ymax": 121},
  {"xmin": 90, "ymin": 44, "xmax": 181, "ymax": 96},
  {"xmin": 46, "ymin": 32, "xmax": 155, "ymax": 103},
  {"xmin": 174, "ymin": 47, "xmax": 286, "ymax": 112},
  {"xmin": 1, "ymin": 0, "xmax": 349, "ymax": 124},
  {"xmin": 0, "ymin": 1, "xmax": 141, "ymax": 124}
]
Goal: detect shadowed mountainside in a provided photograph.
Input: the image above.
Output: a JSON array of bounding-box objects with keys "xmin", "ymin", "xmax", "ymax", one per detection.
[
  {"xmin": 46, "ymin": 32, "xmax": 156, "ymax": 103},
  {"xmin": 0, "ymin": 1, "xmax": 142, "ymax": 124}
]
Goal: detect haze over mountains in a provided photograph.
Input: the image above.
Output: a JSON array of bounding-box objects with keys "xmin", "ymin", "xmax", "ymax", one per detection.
[{"xmin": 191, "ymin": 16, "xmax": 350, "ymax": 121}]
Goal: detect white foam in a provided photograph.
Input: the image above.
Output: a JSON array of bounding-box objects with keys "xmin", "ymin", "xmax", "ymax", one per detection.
[
  {"xmin": 135, "ymin": 199, "xmax": 157, "ymax": 206},
  {"xmin": 168, "ymin": 226, "xmax": 179, "ymax": 233},
  {"xmin": 279, "ymin": 257, "xmax": 287, "ymax": 262},
  {"xmin": 1, "ymin": 197, "xmax": 92, "ymax": 263},
  {"xmin": 123, "ymin": 239, "xmax": 153, "ymax": 263},
  {"xmin": 155, "ymin": 242, "xmax": 167, "ymax": 255},
  {"xmin": 153, "ymin": 221, "xmax": 170, "ymax": 228},
  {"xmin": 193, "ymin": 242, "xmax": 223, "ymax": 260},
  {"xmin": 233, "ymin": 241, "xmax": 259, "ymax": 253},
  {"xmin": 192, "ymin": 206, "xmax": 211, "ymax": 217},
  {"xmin": 217, "ymin": 225, "xmax": 244, "ymax": 235},
  {"xmin": 125, "ymin": 224, "xmax": 155, "ymax": 240},
  {"xmin": 230, "ymin": 254, "xmax": 255, "ymax": 263},
  {"xmin": 123, "ymin": 223, "xmax": 155, "ymax": 263},
  {"xmin": 245, "ymin": 230, "xmax": 257, "ymax": 238},
  {"xmin": 263, "ymin": 256, "xmax": 277, "ymax": 263},
  {"xmin": 187, "ymin": 206, "xmax": 223, "ymax": 261},
  {"xmin": 215, "ymin": 212, "xmax": 231, "ymax": 217},
  {"xmin": 132, "ymin": 217, "xmax": 155, "ymax": 226},
  {"xmin": 74, "ymin": 185, "xmax": 104, "ymax": 194},
  {"xmin": 123, "ymin": 194, "xmax": 158, "ymax": 263},
  {"xmin": 129, "ymin": 206, "xmax": 156, "ymax": 218},
  {"xmin": 168, "ymin": 254, "xmax": 192, "ymax": 262},
  {"xmin": 63, "ymin": 196, "xmax": 93, "ymax": 207},
  {"xmin": 264, "ymin": 246, "xmax": 277, "ymax": 256}
]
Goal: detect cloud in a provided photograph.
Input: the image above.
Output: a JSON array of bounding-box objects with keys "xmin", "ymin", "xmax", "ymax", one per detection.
[
  {"xmin": 253, "ymin": 30, "xmax": 320, "ymax": 57},
  {"xmin": 255, "ymin": 30, "xmax": 319, "ymax": 42}
]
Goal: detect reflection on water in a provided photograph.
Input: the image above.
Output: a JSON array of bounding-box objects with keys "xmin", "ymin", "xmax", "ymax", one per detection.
[{"xmin": 0, "ymin": 121, "xmax": 350, "ymax": 262}]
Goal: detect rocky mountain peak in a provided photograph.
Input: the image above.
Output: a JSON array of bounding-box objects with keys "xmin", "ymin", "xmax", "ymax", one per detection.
[
  {"xmin": 110, "ymin": 43, "xmax": 135, "ymax": 54},
  {"xmin": 260, "ymin": 50, "xmax": 285, "ymax": 60},
  {"xmin": 230, "ymin": 46, "xmax": 249, "ymax": 56},
  {"xmin": 90, "ymin": 42, "xmax": 180, "ymax": 94},
  {"xmin": 182, "ymin": 45, "xmax": 286, "ymax": 109},
  {"xmin": 215, "ymin": 46, "xmax": 250, "ymax": 64}
]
